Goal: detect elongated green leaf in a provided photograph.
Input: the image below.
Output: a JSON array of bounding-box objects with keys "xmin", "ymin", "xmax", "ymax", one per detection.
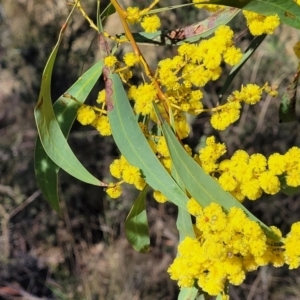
[
  {"xmin": 219, "ymin": 34, "xmax": 266, "ymax": 102},
  {"xmin": 107, "ymin": 73, "xmax": 190, "ymax": 210},
  {"xmin": 176, "ymin": 208, "xmax": 195, "ymax": 242},
  {"xmin": 100, "ymin": 3, "xmax": 116, "ymax": 21},
  {"xmin": 195, "ymin": 294, "xmax": 206, "ymax": 300},
  {"xmin": 156, "ymin": 107, "xmax": 278, "ymax": 240},
  {"xmin": 172, "ymin": 169, "xmax": 197, "ymax": 299},
  {"xmin": 117, "ymin": 7, "xmax": 240, "ymax": 46},
  {"xmin": 178, "ymin": 287, "xmax": 199, "ymax": 300},
  {"xmin": 34, "ymin": 60, "xmax": 104, "ymax": 213},
  {"xmin": 172, "ymin": 168, "xmax": 195, "ymax": 241},
  {"xmin": 35, "ymin": 140, "xmax": 61, "ymax": 214},
  {"xmin": 279, "ymin": 67, "xmax": 300, "ymax": 123},
  {"xmin": 125, "ymin": 186, "xmax": 150, "ymax": 253},
  {"xmin": 197, "ymin": 0, "xmax": 300, "ymax": 30},
  {"xmin": 34, "ymin": 15, "xmax": 104, "ymax": 187}
]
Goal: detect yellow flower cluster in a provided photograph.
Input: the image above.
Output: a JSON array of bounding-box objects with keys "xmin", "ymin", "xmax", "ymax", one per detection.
[
  {"xmin": 100, "ymin": 21, "xmax": 278, "ymax": 137},
  {"xmin": 108, "ymin": 155, "xmax": 146, "ymax": 198},
  {"xmin": 126, "ymin": 6, "xmax": 161, "ymax": 32},
  {"xmin": 141, "ymin": 15, "xmax": 161, "ymax": 33},
  {"xmin": 126, "ymin": 25, "xmax": 246, "ymax": 137},
  {"xmin": 192, "ymin": 0, "xmax": 223, "ymax": 12},
  {"xmin": 123, "ymin": 52, "xmax": 139, "ymax": 67},
  {"xmin": 243, "ymin": 11, "xmax": 280, "ymax": 36},
  {"xmin": 77, "ymin": 103, "xmax": 111, "ymax": 136},
  {"xmin": 210, "ymin": 83, "xmax": 272, "ymax": 130},
  {"xmin": 104, "ymin": 55, "xmax": 118, "ymax": 68},
  {"xmin": 153, "ymin": 190, "xmax": 168, "ymax": 203},
  {"xmin": 197, "ymin": 137, "xmax": 300, "ymax": 202},
  {"xmin": 284, "ymin": 222, "xmax": 300, "ymax": 269},
  {"xmin": 168, "ymin": 201, "xmax": 283, "ymax": 296},
  {"xmin": 128, "ymin": 83, "xmax": 158, "ymax": 116}
]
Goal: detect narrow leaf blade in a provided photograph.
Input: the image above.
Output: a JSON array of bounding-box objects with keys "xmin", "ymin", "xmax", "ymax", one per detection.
[
  {"xmin": 157, "ymin": 109, "xmax": 278, "ymax": 240},
  {"xmin": 107, "ymin": 73, "xmax": 190, "ymax": 210},
  {"xmin": 172, "ymin": 168, "xmax": 195, "ymax": 241},
  {"xmin": 34, "ymin": 140, "xmax": 60, "ymax": 214},
  {"xmin": 178, "ymin": 288, "xmax": 199, "ymax": 300},
  {"xmin": 34, "ymin": 60, "xmax": 104, "ymax": 212},
  {"xmin": 34, "ymin": 19, "xmax": 104, "ymax": 187},
  {"xmin": 125, "ymin": 186, "xmax": 150, "ymax": 253}
]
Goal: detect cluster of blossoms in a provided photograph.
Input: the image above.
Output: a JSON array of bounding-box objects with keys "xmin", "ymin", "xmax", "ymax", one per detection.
[
  {"xmin": 107, "ymin": 155, "xmax": 146, "ymax": 198},
  {"xmin": 106, "ymin": 134, "xmax": 300, "ymax": 202},
  {"xmin": 126, "ymin": 5, "xmax": 161, "ymax": 33},
  {"xmin": 125, "ymin": 1, "xmax": 281, "ymax": 36},
  {"xmin": 168, "ymin": 200, "xmax": 300, "ymax": 297},
  {"xmin": 242, "ymin": 11, "xmax": 280, "ymax": 36},
  {"xmin": 126, "ymin": 24, "xmax": 277, "ymax": 135},
  {"xmin": 107, "ymin": 131, "xmax": 193, "ymax": 200},
  {"xmin": 197, "ymin": 136, "xmax": 300, "ymax": 202},
  {"xmin": 77, "ymin": 90, "xmax": 111, "ymax": 136},
  {"xmin": 75, "ymin": 4, "xmax": 298, "ymax": 204},
  {"xmin": 73, "ymin": 1, "xmax": 300, "ymax": 298},
  {"xmin": 78, "ymin": 5, "xmax": 282, "ymax": 138}
]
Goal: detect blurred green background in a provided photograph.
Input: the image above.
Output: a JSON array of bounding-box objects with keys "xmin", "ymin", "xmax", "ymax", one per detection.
[{"xmin": 1, "ymin": 1, "xmax": 300, "ymax": 299}]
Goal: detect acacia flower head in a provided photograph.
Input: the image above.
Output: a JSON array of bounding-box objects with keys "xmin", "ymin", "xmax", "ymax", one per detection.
[
  {"xmin": 141, "ymin": 14, "xmax": 161, "ymax": 32},
  {"xmin": 106, "ymin": 183, "xmax": 122, "ymax": 199},
  {"xmin": 153, "ymin": 190, "xmax": 168, "ymax": 203},
  {"xmin": 77, "ymin": 105, "xmax": 96, "ymax": 125},
  {"xmin": 96, "ymin": 90, "xmax": 106, "ymax": 104},
  {"xmin": 104, "ymin": 55, "xmax": 118, "ymax": 67},
  {"xmin": 123, "ymin": 52, "xmax": 139, "ymax": 67},
  {"xmin": 92, "ymin": 115, "xmax": 111, "ymax": 136},
  {"xmin": 243, "ymin": 11, "xmax": 280, "ymax": 36},
  {"xmin": 284, "ymin": 222, "xmax": 300, "ymax": 269},
  {"xmin": 126, "ymin": 6, "xmax": 141, "ymax": 24},
  {"xmin": 168, "ymin": 203, "xmax": 271, "ymax": 296}
]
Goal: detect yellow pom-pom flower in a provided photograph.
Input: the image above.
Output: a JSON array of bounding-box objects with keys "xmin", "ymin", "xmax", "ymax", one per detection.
[
  {"xmin": 109, "ymin": 155, "xmax": 129, "ymax": 179},
  {"xmin": 187, "ymin": 197, "xmax": 202, "ymax": 216},
  {"xmin": 284, "ymin": 222, "xmax": 300, "ymax": 269},
  {"xmin": 126, "ymin": 6, "xmax": 141, "ymax": 24},
  {"xmin": 92, "ymin": 115, "xmax": 111, "ymax": 136},
  {"xmin": 123, "ymin": 52, "xmax": 139, "ymax": 67},
  {"xmin": 243, "ymin": 11, "xmax": 280, "ymax": 36},
  {"xmin": 77, "ymin": 105, "xmax": 96, "ymax": 125},
  {"xmin": 96, "ymin": 90, "xmax": 106, "ymax": 104},
  {"xmin": 106, "ymin": 183, "xmax": 122, "ymax": 199},
  {"xmin": 258, "ymin": 171, "xmax": 280, "ymax": 195},
  {"xmin": 210, "ymin": 102, "xmax": 241, "ymax": 130},
  {"xmin": 141, "ymin": 14, "xmax": 161, "ymax": 33},
  {"xmin": 132, "ymin": 83, "xmax": 157, "ymax": 115},
  {"xmin": 153, "ymin": 190, "xmax": 168, "ymax": 203},
  {"xmin": 157, "ymin": 136, "xmax": 170, "ymax": 157},
  {"xmin": 104, "ymin": 55, "xmax": 118, "ymax": 67},
  {"xmin": 268, "ymin": 153, "xmax": 286, "ymax": 175},
  {"xmin": 223, "ymin": 46, "xmax": 242, "ymax": 66},
  {"xmin": 122, "ymin": 165, "xmax": 142, "ymax": 185},
  {"xmin": 240, "ymin": 84, "xmax": 262, "ymax": 105}
]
